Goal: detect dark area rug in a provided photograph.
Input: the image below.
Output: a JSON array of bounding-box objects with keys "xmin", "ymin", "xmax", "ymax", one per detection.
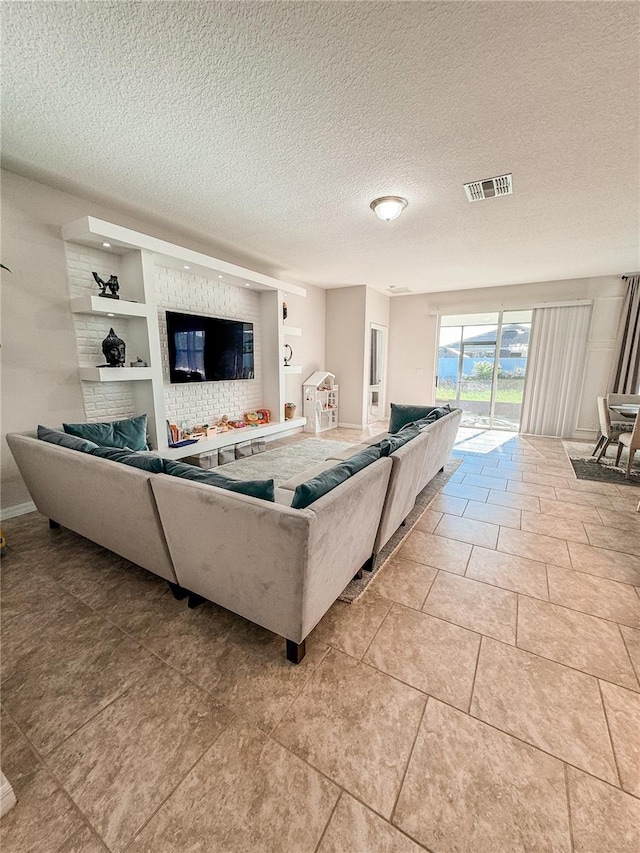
[
  {"xmin": 562, "ymin": 441, "xmax": 640, "ymax": 486},
  {"xmin": 339, "ymin": 458, "xmax": 462, "ymax": 602}
]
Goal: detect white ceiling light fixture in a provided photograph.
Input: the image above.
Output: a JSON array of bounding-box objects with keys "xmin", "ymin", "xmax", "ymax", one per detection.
[{"xmin": 370, "ymin": 196, "xmax": 408, "ymax": 222}]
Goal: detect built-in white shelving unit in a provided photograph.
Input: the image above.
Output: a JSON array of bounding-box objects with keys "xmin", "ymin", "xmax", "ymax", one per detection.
[
  {"xmin": 283, "ymin": 325, "xmax": 302, "ymax": 337},
  {"xmin": 63, "ymin": 216, "xmax": 307, "ymax": 451}
]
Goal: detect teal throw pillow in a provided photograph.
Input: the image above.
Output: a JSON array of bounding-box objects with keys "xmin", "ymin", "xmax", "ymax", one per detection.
[
  {"xmin": 375, "ymin": 426, "xmax": 420, "ymax": 457},
  {"xmin": 90, "ymin": 446, "xmax": 165, "ymax": 473},
  {"xmin": 291, "ymin": 445, "xmax": 381, "ymax": 510},
  {"xmin": 389, "ymin": 404, "xmax": 436, "ymax": 434},
  {"xmin": 37, "ymin": 425, "xmax": 99, "ymax": 453},
  {"xmin": 164, "ymin": 460, "xmax": 275, "ymax": 502},
  {"xmin": 63, "ymin": 414, "xmax": 149, "ymax": 452}
]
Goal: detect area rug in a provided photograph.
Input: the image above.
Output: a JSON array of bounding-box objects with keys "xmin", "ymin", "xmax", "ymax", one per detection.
[
  {"xmin": 562, "ymin": 440, "xmax": 640, "ymax": 486},
  {"xmin": 338, "ymin": 458, "xmax": 463, "ymax": 602},
  {"xmin": 216, "ymin": 438, "xmax": 353, "ymax": 484}
]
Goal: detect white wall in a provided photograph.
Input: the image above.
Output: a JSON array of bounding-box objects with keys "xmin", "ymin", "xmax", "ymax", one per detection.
[
  {"xmin": 325, "ymin": 286, "xmax": 366, "ymax": 427},
  {"xmin": 0, "ymin": 169, "xmax": 323, "ymax": 511},
  {"xmin": 387, "ymin": 275, "xmax": 626, "ymax": 438}
]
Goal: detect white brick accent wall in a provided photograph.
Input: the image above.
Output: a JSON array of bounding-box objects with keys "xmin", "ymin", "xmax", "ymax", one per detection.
[
  {"xmin": 156, "ymin": 266, "xmax": 263, "ymax": 426},
  {"xmin": 65, "ymin": 246, "xmax": 265, "ymax": 429},
  {"xmin": 66, "ymin": 245, "xmax": 138, "ymax": 422}
]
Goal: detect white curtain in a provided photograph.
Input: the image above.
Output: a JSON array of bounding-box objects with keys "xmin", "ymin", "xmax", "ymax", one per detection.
[{"xmin": 520, "ymin": 304, "xmax": 592, "ymax": 437}]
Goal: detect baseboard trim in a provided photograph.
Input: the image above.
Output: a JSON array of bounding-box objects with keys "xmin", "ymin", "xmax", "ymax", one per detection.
[
  {"xmin": 338, "ymin": 422, "xmax": 365, "ymax": 429},
  {"xmin": 0, "ymin": 772, "xmax": 17, "ymax": 818},
  {"xmin": 1, "ymin": 500, "xmax": 36, "ymax": 520}
]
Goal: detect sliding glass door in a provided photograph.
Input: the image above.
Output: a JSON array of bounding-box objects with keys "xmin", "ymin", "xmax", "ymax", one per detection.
[{"xmin": 436, "ymin": 310, "xmax": 532, "ymax": 430}]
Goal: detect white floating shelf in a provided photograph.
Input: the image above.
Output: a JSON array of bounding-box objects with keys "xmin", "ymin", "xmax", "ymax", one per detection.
[
  {"xmin": 283, "ymin": 365, "xmax": 303, "ymax": 374},
  {"xmin": 78, "ymin": 367, "xmax": 154, "ymax": 382},
  {"xmin": 70, "ymin": 295, "xmax": 150, "ymax": 318},
  {"xmin": 283, "ymin": 326, "xmax": 302, "ymax": 337}
]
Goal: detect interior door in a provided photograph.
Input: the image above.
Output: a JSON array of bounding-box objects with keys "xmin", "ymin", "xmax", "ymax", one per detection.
[{"xmin": 368, "ymin": 325, "xmax": 387, "ymax": 424}]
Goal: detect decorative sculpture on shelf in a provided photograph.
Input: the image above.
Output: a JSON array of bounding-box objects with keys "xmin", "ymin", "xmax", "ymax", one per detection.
[
  {"xmin": 284, "ymin": 343, "xmax": 293, "ymax": 367},
  {"xmin": 92, "ymin": 271, "xmax": 120, "ymax": 299},
  {"xmin": 282, "ymin": 301, "xmax": 288, "ymax": 321},
  {"xmin": 99, "ymin": 328, "xmax": 126, "ymax": 367}
]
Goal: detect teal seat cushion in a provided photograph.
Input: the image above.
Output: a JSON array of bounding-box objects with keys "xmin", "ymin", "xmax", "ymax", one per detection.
[
  {"xmin": 291, "ymin": 445, "xmax": 381, "ymax": 510},
  {"xmin": 63, "ymin": 414, "xmax": 149, "ymax": 452},
  {"xmin": 37, "ymin": 425, "xmax": 99, "ymax": 453},
  {"xmin": 164, "ymin": 460, "xmax": 275, "ymax": 502},
  {"xmin": 90, "ymin": 446, "xmax": 165, "ymax": 473},
  {"xmin": 375, "ymin": 425, "xmax": 420, "ymax": 457}
]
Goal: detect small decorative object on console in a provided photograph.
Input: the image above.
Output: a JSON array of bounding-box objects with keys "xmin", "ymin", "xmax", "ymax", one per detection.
[
  {"xmin": 284, "ymin": 402, "xmax": 296, "ymax": 420},
  {"xmin": 99, "ymin": 328, "xmax": 126, "ymax": 367},
  {"xmin": 244, "ymin": 408, "xmax": 271, "ymax": 426},
  {"xmin": 283, "ymin": 301, "xmax": 288, "ymax": 321},
  {"xmin": 130, "ymin": 356, "xmax": 148, "ymax": 367},
  {"xmin": 92, "ymin": 271, "xmax": 120, "ymax": 299}
]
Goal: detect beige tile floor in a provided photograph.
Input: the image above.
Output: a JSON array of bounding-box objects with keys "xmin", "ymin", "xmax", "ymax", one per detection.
[{"xmin": 2, "ymin": 427, "xmax": 640, "ymax": 852}]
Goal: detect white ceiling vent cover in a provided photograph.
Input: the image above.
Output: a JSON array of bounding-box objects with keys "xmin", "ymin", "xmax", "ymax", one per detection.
[
  {"xmin": 464, "ymin": 173, "xmax": 513, "ymax": 202},
  {"xmin": 386, "ymin": 286, "xmax": 412, "ymax": 295}
]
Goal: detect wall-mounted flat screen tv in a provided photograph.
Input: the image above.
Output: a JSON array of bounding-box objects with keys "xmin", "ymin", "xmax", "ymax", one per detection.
[{"xmin": 166, "ymin": 311, "xmax": 254, "ymax": 383}]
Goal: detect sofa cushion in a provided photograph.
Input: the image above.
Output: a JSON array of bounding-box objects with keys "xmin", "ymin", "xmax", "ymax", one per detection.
[
  {"xmin": 37, "ymin": 424, "xmax": 99, "ymax": 453},
  {"xmin": 90, "ymin": 446, "xmax": 165, "ymax": 473},
  {"xmin": 63, "ymin": 414, "xmax": 149, "ymax": 452},
  {"xmin": 291, "ymin": 445, "xmax": 381, "ymax": 510},
  {"xmin": 376, "ymin": 425, "xmax": 420, "ymax": 456},
  {"xmin": 389, "ymin": 404, "xmax": 437, "ymax": 433},
  {"xmin": 414, "ymin": 405, "xmax": 452, "ymax": 429},
  {"xmin": 279, "ymin": 461, "xmax": 339, "ymax": 492},
  {"xmin": 164, "ymin": 460, "xmax": 275, "ymax": 502}
]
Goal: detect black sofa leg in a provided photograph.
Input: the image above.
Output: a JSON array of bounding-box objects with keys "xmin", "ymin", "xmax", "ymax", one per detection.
[
  {"xmin": 48, "ymin": 519, "xmax": 60, "ymax": 529},
  {"xmin": 187, "ymin": 592, "xmax": 206, "ymax": 609},
  {"xmin": 286, "ymin": 638, "xmax": 306, "ymax": 664},
  {"xmin": 439, "ymin": 465, "xmax": 445, "ymax": 473},
  {"xmin": 362, "ymin": 555, "xmax": 375, "ymax": 572},
  {"xmin": 167, "ymin": 582, "xmax": 188, "ymax": 601},
  {"xmin": 353, "ymin": 567, "xmax": 363, "ymax": 580}
]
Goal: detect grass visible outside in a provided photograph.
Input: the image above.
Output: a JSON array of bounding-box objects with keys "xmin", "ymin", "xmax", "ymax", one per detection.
[{"xmin": 438, "ymin": 379, "xmax": 524, "ymax": 404}]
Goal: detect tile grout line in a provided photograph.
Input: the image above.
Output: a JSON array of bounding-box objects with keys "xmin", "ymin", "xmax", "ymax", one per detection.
[
  {"xmin": 120, "ymin": 713, "xmax": 238, "ymax": 853},
  {"xmin": 618, "ymin": 625, "xmax": 640, "ymax": 689},
  {"xmin": 596, "ymin": 678, "xmax": 623, "ymax": 791},
  {"xmin": 467, "ymin": 632, "xmax": 483, "ymax": 716},
  {"xmin": 312, "ymin": 790, "xmax": 343, "ymax": 853},
  {"xmin": 563, "ymin": 763, "xmax": 577, "ymax": 853},
  {"xmin": 389, "ymin": 695, "xmax": 430, "ymax": 827}
]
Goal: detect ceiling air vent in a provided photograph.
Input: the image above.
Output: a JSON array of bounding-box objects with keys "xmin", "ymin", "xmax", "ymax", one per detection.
[
  {"xmin": 386, "ymin": 286, "xmax": 412, "ymax": 295},
  {"xmin": 464, "ymin": 173, "xmax": 513, "ymax": 202}
]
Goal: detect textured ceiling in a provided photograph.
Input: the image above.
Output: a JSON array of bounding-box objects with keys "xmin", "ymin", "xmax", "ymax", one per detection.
[{"xmin": 2, "ymin": 1, "xmax": 639, "ymax": 294}]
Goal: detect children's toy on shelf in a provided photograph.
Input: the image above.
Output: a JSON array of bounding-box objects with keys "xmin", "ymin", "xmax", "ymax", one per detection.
[
  {"xmin": 244, "ymin": 408, "xmax": 271, "ymax": 426},
  {"xmin": 229, "ymin": 420, "xmax": 246, "ymax": 429},
  {"xmin": 217, "ymin": 415, "xmax": 230, "ymax": 432}
]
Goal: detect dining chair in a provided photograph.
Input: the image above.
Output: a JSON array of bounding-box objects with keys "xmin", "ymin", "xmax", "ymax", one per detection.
[
  {"xmin": 606, "ymin": 393, "xmax": 640, "ymax": 433},
  {"xmin": 615, "ymin": 409, "xmax": 640, "ymax": 478},
  {"xmin": 593, "ymin": 396, "xmax": 626, "ymax": 460}
]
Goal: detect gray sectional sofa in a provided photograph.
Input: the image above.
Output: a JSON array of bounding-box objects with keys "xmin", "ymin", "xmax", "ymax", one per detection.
[{"xmin": 7, "ymin": 406, "xmax": 461, "ymax": 663}]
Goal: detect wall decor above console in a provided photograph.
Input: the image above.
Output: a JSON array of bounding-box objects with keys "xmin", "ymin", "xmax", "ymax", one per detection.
[{"xmin": 63, "ymin": 216, "xmax": 307, "ymax": 452}]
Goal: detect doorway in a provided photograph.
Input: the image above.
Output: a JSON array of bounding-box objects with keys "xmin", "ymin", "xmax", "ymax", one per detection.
[
  {"xmin": 435, "ymin": 310, "xmax": 532, "ymax": 430},
  {"xmin": 368, "ymin": 324, "xmax": 387, "ymax": 424}
]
